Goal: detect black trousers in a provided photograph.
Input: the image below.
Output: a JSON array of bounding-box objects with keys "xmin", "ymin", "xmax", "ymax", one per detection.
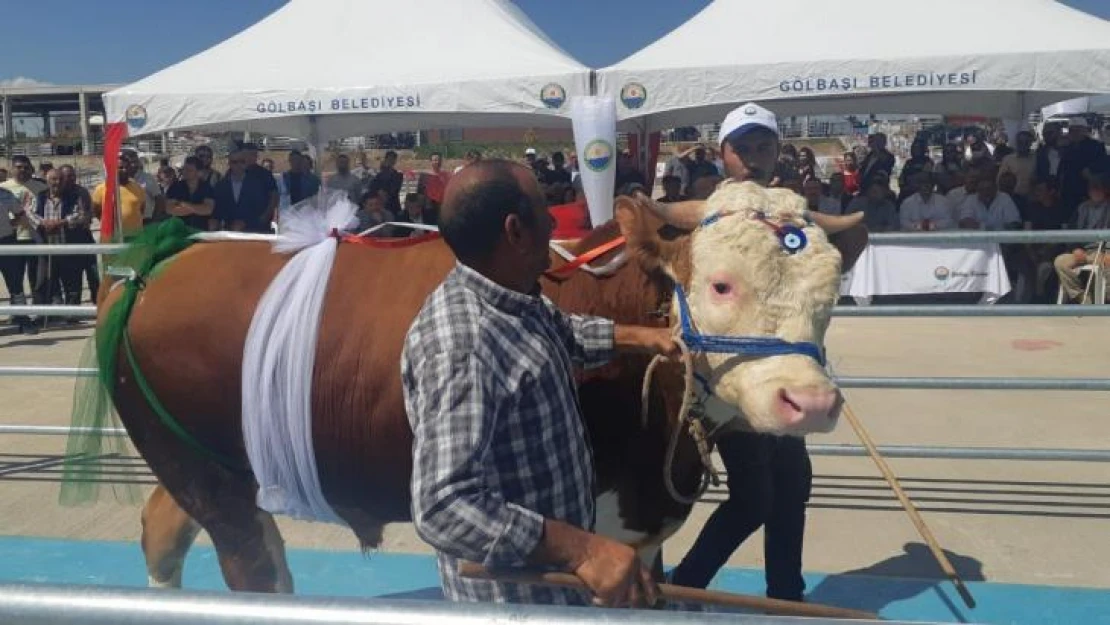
[
  {"xmin": 67, "ymin": 228, "xmax": 99, "ymax": 305},
  {"xmin": 33, "ymin": 252, "xmax": 82, "ymax": 308},
  {"xmin": 669, "ymin": 431, "xmax": 812, "ymax": 601},
  {"xmin": 0, "ymin": 236, "xmax": 37, "ymax": 324}
]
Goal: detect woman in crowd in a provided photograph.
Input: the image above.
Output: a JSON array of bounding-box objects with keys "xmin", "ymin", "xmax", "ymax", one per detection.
[
  {"xmin": 841, "ymin": 151, "xmax": 860, "ymax": 196},
  {"xmin": 797, "ymin": 147, "xmax": 818, "ymax": 181}
]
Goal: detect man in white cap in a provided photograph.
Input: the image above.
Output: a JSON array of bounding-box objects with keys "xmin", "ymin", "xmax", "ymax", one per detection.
[{"xmin": 666, "ymin": 102, "xmax": 815, "ymax": 603}]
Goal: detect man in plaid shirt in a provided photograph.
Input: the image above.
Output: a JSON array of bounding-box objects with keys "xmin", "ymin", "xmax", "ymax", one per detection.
[{"xmin": 402, "ymin": 160, "xmax": 676, "ymax": 608}]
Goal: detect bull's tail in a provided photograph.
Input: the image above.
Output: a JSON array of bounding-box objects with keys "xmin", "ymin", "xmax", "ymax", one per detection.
[{"xmin": 59, "ymin": 219, "xmax": 201, "ymax": 507}]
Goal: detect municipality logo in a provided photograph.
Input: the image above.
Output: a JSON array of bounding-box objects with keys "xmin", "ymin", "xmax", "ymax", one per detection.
[
  {"xmin": 934, "ymin": 266, "xmax": 950, "ymax": 281},
  {"xmin": 620, "ymin": 82, "xmax": 647, "ymax": 109},
  {"xmin": 125, "ymin": 104, "xmax": 148, "ymax": 131},
  {"xmin": 583, "ymin": 139, "xmax": 614, "ymax": 173},
  {"xmin": 540, "ymin": 83, "xmax": 567, "ymax": 109}
]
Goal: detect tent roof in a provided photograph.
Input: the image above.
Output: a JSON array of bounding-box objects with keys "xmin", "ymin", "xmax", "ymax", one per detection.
[
  {"xmin": 105, "ymin": 0, "xmax": 590, "ymax": 139},
  {"xmin": 597, "ymin": 0, "xmax": 1110, "ymax": 130}
]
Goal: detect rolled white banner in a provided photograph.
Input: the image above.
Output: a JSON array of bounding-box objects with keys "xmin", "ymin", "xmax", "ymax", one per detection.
[{"xmin": 570, "ymin": 96, "xmax": 617, "ymax": 227}]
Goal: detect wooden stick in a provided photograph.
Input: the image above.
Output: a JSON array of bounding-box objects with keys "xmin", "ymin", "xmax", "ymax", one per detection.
[
  {"xmin": 841, "ymin": 402, "xmax": 977, "ymax": 609},
  {"xmin": 457, "ymin": 561, "xmax": 878, "ymax": 620}
]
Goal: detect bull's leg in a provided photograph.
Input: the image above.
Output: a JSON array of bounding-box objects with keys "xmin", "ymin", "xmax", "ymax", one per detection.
[
  {"xmin": 141, "ymin": 484, "xmax": 201, "ymax": 588},
  {"xmin": 199, "ymin": 501, "xmax": 294, "ymax": 594}
]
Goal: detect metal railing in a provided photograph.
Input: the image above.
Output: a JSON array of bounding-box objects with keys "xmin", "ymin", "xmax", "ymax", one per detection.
[{"xmin": 0, "ymin": 582, "xmax": 912, "ymax": 625}]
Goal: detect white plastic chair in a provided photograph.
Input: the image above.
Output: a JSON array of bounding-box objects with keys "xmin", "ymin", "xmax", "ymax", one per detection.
[{"xmin": 1057, "ymin": 243, "xmax": 1107, "ymax": 304}]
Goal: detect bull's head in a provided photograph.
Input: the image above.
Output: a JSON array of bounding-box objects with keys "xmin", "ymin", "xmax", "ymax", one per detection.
[{"xmin": 616, "ymin": 180, "xmax": 866, "ymax": 436}]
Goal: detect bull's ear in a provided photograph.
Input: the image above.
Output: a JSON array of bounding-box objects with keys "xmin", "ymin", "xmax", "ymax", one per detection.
[
  {"xmin": 828, "ymin": 223, "xmax": 868, "ymax": 273},
  {"xmin": 615, "ymin": 195, "xmax": 691, "ymax": 282}
]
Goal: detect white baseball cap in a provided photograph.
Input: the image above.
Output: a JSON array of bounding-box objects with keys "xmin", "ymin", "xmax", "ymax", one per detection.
[
  {"xmin": 719, "ymin": 102, "xmax": 779, "ymax": 146},
  {"xmin": 525, "ymin": 147, "xmax": 537, "ymax": 155}
]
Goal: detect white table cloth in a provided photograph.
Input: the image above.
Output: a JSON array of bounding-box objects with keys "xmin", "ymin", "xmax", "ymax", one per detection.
[{"xmin": 840, "ymin": 242, "xmax": 1012, "ymax": 305}]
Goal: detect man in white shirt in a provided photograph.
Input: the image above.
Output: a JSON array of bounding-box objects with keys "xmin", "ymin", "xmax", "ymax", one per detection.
[
  {"xmin": 900, "ymin": 172, "xmax": 953, "ymax": 231},
  {"xmin": 958, "ymin": 175, "xmax": 1022, "ymax": 231},
  {"xmin": 945, "ymin": 167, "xmax": 978, "ymax": 211},
  {"xmin": 325, "ymin": 154, "xmax": 364, "ymax": 203}
]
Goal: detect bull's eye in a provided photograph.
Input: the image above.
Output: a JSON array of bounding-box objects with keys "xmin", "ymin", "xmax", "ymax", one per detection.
[{"xmin": 712, "ymin": 282, "xmax": 732, "ymax": 296}]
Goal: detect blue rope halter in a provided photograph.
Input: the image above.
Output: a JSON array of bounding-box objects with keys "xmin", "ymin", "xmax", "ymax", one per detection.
[{"xmin": 674, "ymin": 209, "xmax": 827, "ymax": 367}]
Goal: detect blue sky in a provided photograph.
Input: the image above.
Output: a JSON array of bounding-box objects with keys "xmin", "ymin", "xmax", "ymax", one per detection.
[{"xmin": 2, "ymin": 0, "xmax": 1108, "ymax": 86}]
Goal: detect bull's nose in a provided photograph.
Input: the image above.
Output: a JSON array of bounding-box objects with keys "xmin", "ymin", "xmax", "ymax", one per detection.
[{"xmin": 775, "ymin": 387, "xmax": 841, "ymax": 426}]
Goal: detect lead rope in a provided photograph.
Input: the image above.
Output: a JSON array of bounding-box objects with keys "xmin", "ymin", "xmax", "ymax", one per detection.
[{"xmin": 641, "ymin": 328, "xmax": 723, "ymax": 505}]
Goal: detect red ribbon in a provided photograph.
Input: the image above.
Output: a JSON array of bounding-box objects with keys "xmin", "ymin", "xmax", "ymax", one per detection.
[{"xmin": 544, "ymin": 236, "xmax": 626, "ymax": 279}]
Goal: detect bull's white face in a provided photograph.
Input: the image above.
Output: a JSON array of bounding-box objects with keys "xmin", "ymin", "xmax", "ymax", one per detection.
[{"xmin": 682, "ymin": 181, "xmax": 843, "ymax": 435}]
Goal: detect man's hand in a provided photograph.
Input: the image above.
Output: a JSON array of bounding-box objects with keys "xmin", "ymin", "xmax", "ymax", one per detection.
[
  {"xmin": 572, "ymin": 534, "xmax": 659, "ymax": 609},
  {"xmin": 614, "ymin": 325, "xmax": 681, "ymax": 359}
]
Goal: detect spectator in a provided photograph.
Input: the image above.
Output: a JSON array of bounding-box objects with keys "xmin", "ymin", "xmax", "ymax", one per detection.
[
  {"xmin": 31, "ymin": 168, "xmax": 88, "ymax": 321},
  {"xmin": 658, "ymin": 175, "xmax": 686, "ymax": 203},
  {"xmin": 453, "ymin": 149, "xmax": 481, "ymax": 174},
  {"xmin": 945, "ymin": 167, "xmax": 979, "ymax": 212},
  {"xmin": 958, "ymin": 174, "xmax": 1021, "ymax": 231},
  {"xmin": 846, "ymin": 177, "xmax": 898, "ymax": 232},
  {"xmin": 900, "ymin": 172, "xmax": 953, "ymax": 231},
  {"xmin": 213, "ymin": 150, "xmax": 274, "ymax": 233},
  {"xmin": 355, "ymin": 190, "xmax": 395, "ymax": 235},
  {"xmin": 326, "ymin": 154, "xmax": 364, "ymax": 203},
  {"xmin": 398, "ymin": 192, "xmax": 434, "ymax": 236},
  {"xmin": 92, "ymin": 154, "xmax": 146, "ymax": 241},
  {"xmin": 193, "ymin": 145, "xmax": 222, "ymax": 187},
  {"xmin": 0, "ymin": 183, "xmax": 34, "ymax": 333},
  {"xmin": 1023, "ymin": 176, "xmax": 1069, "ymax": 231},
  {"xmin": 661, "ymin": 148, "xmax": 690, "ymax": 193},
  {"xmin": 992, "ymin": 131, "xmax": 1014, "ymax": 163},
  {"xmin": 802, "ymin": 178, "xmax": 841, "ymax": 215},
  {"xmin": 369, "ymin": 150, "xmax": 404, "ymax": 214},
  {"xmin": 561, "ymin": 185, "xmax": 577, "ymax": 204},
  {"xmin": 858, "ymin": 133, "xmax": 895, "ymax": 188},
  {"xmin": 541, "ymin": 152, "xmax": 572, "ymax": 186},
  {"xmin": 771, "ymin": 143, "xmax": 799, "ymax": 188},
  {"xmin": 1058, "ymin": 118, "xmax": 1108, "ymax": 222},
  {"xmin": 239, "ymin": 143, "xmax": 279, "ymax": 220},
  {"xmin": 999, "ymin": 171, "xmax": 1028, "ymax": 223},
  {"xmin": 966, "ymin": 131, "xmax": 992, "ymax": 166},
  {"xmin": 796, "ymin": 147, "xmax": 817, "ymax": 181},
  {"xmin": 351, "ymin": 151, "xmax": 376, "ymax": 181},
  {"xmin": 897, "ymin": 139, "xmax": 934, "ymax": 205},
  {"xmin": 2, "ymin": 155, "xmax": 48, "ymax": 330},
  {"xmin": 278, "ymin": 150, "xmax": 322, "ymax": 207},
  {"xmin": 940, "ymin": 142, "xmax": 965, "ymax": 176},
  {"xmin": 566, "ymin": 151, "xmax": 580, "ymax": 184},
  {"xmin": 156, "ymin": 165, "xmax": 178, "ymax": 197},
  {"xmin": 122, "ymin": 149, "xmax": 165, "ymax": 224},
  {"xmin": 417, "ymin": 152, "xmax": 452, "ymax": 212},
  {"xmin": 998, "ymin": 131, "xmax": 1036, "ymax": 199},
  {"xmin": 690, "ymin": 174, "xmax": 723, "ymax": 200},
  {"xmin": 524, "ymin": 147, "xmax": 539, "ymax": 172},
  {"xmin": 1035, "ymin": 122, "xmax": 1065, "ymax": 182},
  {"xmin": 827, "ymin": 172, "xmax": 851, "ymax": 212},
  {"xmin": 678, "ymin": 145, "xmax": 720, "ymax": 195},
  {"xmin": 36, "ymin": 162, "xmax": 53, "ymax": 183},
  {"xmin": 1053, "ymin": 171, "xmax": 1110, "ymax": 303},
  {"xmin": 261, "ymin": 158, "xmax": 275, "ymax": 173},
  {"xmin": 840, "ymin": 151, "xmax": 860, "ymax": 196},
  {"xmin": 614, "ymin": 150, "xmax": 647, "ymax": 196},
  {"xmin": 165, "ymin": 156, "xmax": 216, "ymax": 231},
  {"xmin": 58, "ymin": 165, "xmax": 98, "ymax": 306}
]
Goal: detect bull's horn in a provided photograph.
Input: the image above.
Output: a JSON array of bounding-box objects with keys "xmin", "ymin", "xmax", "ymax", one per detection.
[
  {"xmin": 639, "ymin": 198, "xmax": 708, "ymax": 230},
  {"xmin": 808, "ymin": 210, "xmax": 864, "ymax": 235}
]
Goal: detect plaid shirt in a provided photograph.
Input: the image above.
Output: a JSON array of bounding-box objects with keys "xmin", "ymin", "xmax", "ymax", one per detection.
[{"xmin": 401, "ymin": 262, "xmax": 614, "ymax": 605}]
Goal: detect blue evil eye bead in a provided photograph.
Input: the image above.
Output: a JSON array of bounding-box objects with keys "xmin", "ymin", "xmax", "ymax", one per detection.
[{"xmin": 779, "ymin": 225, "xmax": 807, "ymax": 253}]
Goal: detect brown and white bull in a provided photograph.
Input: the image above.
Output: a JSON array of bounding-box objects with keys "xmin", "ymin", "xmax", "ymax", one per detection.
[{"xmin": 104, "ymin": 181, "xmax": 865, "ymax": 592}]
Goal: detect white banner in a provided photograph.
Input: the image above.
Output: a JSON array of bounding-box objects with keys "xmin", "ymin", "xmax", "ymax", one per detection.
[
  {"xmin": 841, "ymin": 243, "xmax": 1011, "ymax": 303},
  {"xmin": 570, "ymin": 96, "xmax": 617, "ymax": 227}
]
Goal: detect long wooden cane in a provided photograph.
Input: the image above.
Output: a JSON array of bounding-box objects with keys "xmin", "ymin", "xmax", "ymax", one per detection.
[
  {"xmin": 841, "ymin": 402, "xmax": 976, "ymax": 609},
  {"xmin": 457, "ymin": 561, "xmax": 878, "ymax": 620}
]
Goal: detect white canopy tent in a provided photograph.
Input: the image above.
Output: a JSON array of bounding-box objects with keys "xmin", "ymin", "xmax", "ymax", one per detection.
[
  {"xmin": 1042, "ymin": 95, "xmax": 1110, "ymax": 118},
  {"xmin": 597, "ymin": 0, "xmax": 1110, "ymax": 132},
  {"xmin": 103, "ymin": 0, "xmax": 590, "ymax": 141}
]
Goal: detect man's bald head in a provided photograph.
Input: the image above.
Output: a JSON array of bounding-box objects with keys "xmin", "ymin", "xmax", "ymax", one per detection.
[{"xmin": 440, "ymin": 159, "xmax": 548, "ymax": 265}]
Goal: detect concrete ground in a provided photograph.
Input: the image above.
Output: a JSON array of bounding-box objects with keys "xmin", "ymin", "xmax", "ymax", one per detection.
[{"xmin": 0, "ymin": 312, "xmax": 1107, "ymax": 592}]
